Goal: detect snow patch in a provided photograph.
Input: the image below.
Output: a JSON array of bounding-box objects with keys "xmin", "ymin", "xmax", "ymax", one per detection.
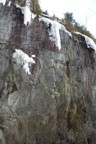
[
  {"xmin": 31, "ymin": 55, "xmax": 36, "ymax": 58},
  {"xmin": 0, "ymin": 0, "xmax": 6, "ymax": 5},
  {"xmin": 26, "ymin": 0, "xmax": 30, "ymax": 7},
  {"xmin": 32, "ymin": 12, "xmax": 36, "ymax": 19},
  {"xmin": 15, "ymin": 3, "xmax": 32, "ymax": 26},
  {"xmin": 75, "ymin": 32, "xmax": 96, "ymax": 51},
  {"xmin": 22, "ymin": 6, "xmax": 32, "ymax": 25},
  {"xmin": 39, "ymin": 17, "xmax": 72, "ymax": 50},
  {"xmin": 13, "ymin": 49, "xmax": 35, "ymax": 75},
  {"xmin": 22, "ymin": 0, "xmax": 32, "ymax": 25},
  {"xmin": 15, "ymin": 4, "xmax": 21, "ymax": 9},
  {"xmin": 8, "ymin": 1, "xmax": 11, "ymax": 6},
  {"xmin": 15, "ymin": 2, "xmax": 36, "ymax": 23}
]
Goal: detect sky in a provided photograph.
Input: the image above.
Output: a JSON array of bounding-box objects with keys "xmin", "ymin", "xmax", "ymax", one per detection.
[{"xmin": 40, "ymin": 0, "xmax": 96, "ymax": 38}]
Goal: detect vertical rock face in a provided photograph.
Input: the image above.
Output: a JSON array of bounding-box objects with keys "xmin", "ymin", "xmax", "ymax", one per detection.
[{"xmin": 0, "ymin": 3, "xmax": 96, "ymax": 144}]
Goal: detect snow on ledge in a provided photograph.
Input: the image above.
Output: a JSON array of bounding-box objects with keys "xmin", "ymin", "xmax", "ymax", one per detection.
[
  {"xmin": 22, "ymin": 6, "xmax": 32, "ymax": 25},
  {"xmin": 8, "ymin": 1, "xmax": 11, "ymax": 6},
  {"xmin": 0, "ymin": 0, "xmax": 13, "ymax": 7},
  {"xmin": 15, "ymin": 4, "xmax": 21, "ymax": 9},
  {"xmin": 39, "ymin": 17, "xmax": 72, "ymax": 50},
  {"xmin": 74, "ymin": 32, "xmax": 96, "ymax": 51},
  {"xmin": 15, "ymin": 4, "xmax": 32, "ymax": 26},
  {"xmin": 13, "ymin": 49, "xmax": 35, "ymax": 75},
  {"xmin": 15, "ymin": 3, "xmax": 37, "ymax": 26},
  {"xmin": 0, "ymin": 0, "xmax": 6, "ymax": 5},
  {"xmin": 32, "ymin": 12, "xmax": 36, "ymax": 19}
]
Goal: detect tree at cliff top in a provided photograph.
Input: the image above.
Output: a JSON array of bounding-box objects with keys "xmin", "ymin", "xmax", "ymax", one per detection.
[
  {"xmin": 62, "ymin": 12, "xmax": 96, "ymax": 42},
  {"xmin": 31, "ymin": 0, "xmax": 41, "ymax": 15},
  {"xmin": 62, "ymin": 12, "xmax": 75, "ymax": 32}
]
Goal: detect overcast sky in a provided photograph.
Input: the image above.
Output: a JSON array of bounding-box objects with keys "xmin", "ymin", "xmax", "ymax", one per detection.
[{"xmin": 40, "ymin": 0, "xmax": 96, "ymax": 38}]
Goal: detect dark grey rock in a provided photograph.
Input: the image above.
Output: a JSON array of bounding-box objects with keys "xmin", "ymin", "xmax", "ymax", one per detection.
[{"xmin": 0, "ymin": 3, "xmax": 96, "ymax": 144}]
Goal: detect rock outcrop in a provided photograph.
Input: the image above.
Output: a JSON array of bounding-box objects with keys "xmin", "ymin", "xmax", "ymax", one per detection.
[{"xmin": 0, "ymin": 3, "xmax": 96, "ymax": 144}]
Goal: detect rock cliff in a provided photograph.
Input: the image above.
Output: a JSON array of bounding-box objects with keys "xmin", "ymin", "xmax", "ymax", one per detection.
[{"xmin": 0, "ymin": 3, "xmax": 96, "ymax": 144}]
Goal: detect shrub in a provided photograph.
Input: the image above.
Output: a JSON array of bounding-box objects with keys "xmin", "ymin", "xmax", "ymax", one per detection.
[
  {"xmin": 62, "ymin": 12, "xmax": 96, "ymax": 42},
  {"xmin": 16, "ymin": 0, "xmax": 25, "ymax": 6},
  {"xmin": 31, "ymin": 0, "xmax": 42, "ymax": 15}
]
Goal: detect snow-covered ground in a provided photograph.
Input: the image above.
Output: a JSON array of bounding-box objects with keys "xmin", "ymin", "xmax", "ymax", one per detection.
[
  {"xmin": 13, "ymin": 49, "xmax": 35, "ymax": 75},
  {"xmin": 75, "ymin": 32, "xmax": 96, "ymax": 51},
  {"xmin": 39, "ymin": 16, "xmax": 72, "ymax": 50}
]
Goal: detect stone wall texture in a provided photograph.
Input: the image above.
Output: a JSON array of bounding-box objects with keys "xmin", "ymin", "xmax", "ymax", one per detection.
[{"xmin": 0, "ymin": 3, "xmax": 96, "ymax": 144}]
